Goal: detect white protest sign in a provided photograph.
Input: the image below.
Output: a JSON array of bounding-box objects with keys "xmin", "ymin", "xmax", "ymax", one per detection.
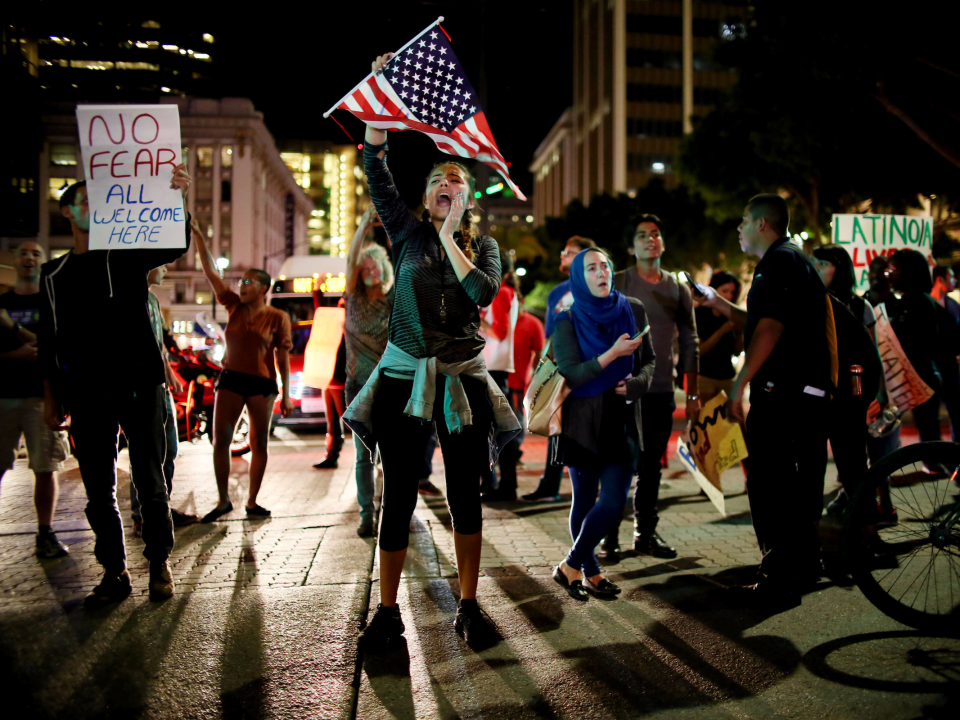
[
  {"xmin": 676, "ymin": 439, "xmax": 725, "ymax": 517},
  {"xmin": 874, "ymin": 304, "xmax": 935, "ymax": 413},
  {"xmin": 832, "ymin": 214, "xmax": 934, "ymax": 293},
  {"xmin": 76, "ymin": 104, "xmax": 186, "ymax": 250}
]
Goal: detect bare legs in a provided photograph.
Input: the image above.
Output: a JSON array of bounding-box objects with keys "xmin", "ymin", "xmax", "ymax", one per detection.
[
  {"xmin": 454, "ymin": 530, "xmax": 482, "ymax": 600},
  {"xmin": 212, "ymin": 389, "xmax": 245, "ymax": 508},
  {"xmin": 34, "ymin": 471, "xmax": 58, "ymax": 526},
  {"xmin": 379, "ymin": 530, "xmax": 482, "ymax": 606},
  {"xmin": 244, "ymin": 394, "xmax": 276, "ymax": 509},
  {"xmin": 379, "ymin": 548, "xmax": 407, "ymax": 606}
]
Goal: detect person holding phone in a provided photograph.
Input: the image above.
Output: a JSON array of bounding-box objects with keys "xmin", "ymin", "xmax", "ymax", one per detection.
[
  {"xmin": 552, "ymin": 248, "xmax": 656, "ymax": 600},
  {"xmin": 695, "ymin": 271, "xmax": 743, "ymax": 403}
]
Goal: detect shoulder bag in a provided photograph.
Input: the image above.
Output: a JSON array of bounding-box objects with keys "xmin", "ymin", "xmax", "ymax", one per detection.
[{"xmin": 523, "ymin": 339, "xmax": 570, "ymax": 437}]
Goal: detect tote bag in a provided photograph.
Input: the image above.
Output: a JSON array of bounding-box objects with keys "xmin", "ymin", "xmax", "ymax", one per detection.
[{"xmin": 523, "ymin": 340, "xmax": 570, "ymax": 437}]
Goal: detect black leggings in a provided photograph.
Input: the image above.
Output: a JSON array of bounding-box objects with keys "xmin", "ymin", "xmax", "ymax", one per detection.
[{"xmin": 374, "ymin": 374, "xmax": 493, "ymax": 551}]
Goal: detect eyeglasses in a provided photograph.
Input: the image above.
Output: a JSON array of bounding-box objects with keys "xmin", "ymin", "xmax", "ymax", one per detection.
[
  {"xmin": 238, "ymin": 278, "xmax": 261, "ymax": 287},
  {"xmin": 560, "ymin": 250, "xmax": 577, "ymax": 258}
]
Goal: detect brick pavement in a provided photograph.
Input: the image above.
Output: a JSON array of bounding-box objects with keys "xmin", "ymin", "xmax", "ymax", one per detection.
[{"xmin": 2, "ymin": 427, "xmax": 956, "ymax": 719}]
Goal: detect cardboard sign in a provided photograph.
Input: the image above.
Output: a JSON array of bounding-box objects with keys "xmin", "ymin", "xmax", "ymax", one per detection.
[
  {"xmin": 874, "ymin": 304, "xmax": 935, "ymax": 413},
  {"xmin": 688, "ymin": 391, "xmax": 748, "ymax": 490},
  {"xmin": 676, "ymin": 439, "xmax": 725, "ymax": 517},
  {"xmin": 76, "ymin": 104, "xmax": 185, "ymax": 250},
  {"xmin": 832, "ymin": 214, "xmax": 934, "ymax": 292}
]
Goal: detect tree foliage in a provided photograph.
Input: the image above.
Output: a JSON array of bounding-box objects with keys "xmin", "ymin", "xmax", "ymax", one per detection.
[
  {"xmin": 535, "ymin": 178, "xmax": 744, "ymax": 284},
  {"xmin": 679, "ymin": 0, "xmax": 959, "ymax": 245}
]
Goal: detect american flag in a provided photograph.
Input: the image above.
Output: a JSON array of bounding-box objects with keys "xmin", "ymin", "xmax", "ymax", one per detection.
[{"xmin": 324, "ymin": 19, "xmax": 526, "ymax": 201}]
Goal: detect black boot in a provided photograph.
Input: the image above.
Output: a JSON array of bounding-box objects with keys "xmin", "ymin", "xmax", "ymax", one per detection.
[
  {"xmin": 598, "ymin": 516, "xmax": 622, "ymax": 562},
  {"xmin": 633, "ymin": 518, "xmax": 677, "ymax": 559},
  {"xmin": 313, "ymin": 447, "xmax": 340, "ymax": 469}
]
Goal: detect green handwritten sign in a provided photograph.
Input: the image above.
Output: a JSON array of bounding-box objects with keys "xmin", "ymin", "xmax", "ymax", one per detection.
[{"xmin": 832, "ymin": 214, "xmax": 934, "ymax": 292}]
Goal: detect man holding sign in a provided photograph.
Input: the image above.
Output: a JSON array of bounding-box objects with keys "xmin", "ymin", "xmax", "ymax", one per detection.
[{"xmin": 39, "ymin": 158, "xmax": 192, "ymax": 608}]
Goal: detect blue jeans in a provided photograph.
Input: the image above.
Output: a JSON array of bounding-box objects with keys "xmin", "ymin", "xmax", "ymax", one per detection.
[
  {"xmin": 347, "ymin": 386, "xmax": 377, "ymax": 522},
  {"xmin": 565, "ymin": 464, "xmax": 634, "ymax": 577},
  {"xmin": 130, "ymin": 391, "xmax": 177, "ymax": 521}
]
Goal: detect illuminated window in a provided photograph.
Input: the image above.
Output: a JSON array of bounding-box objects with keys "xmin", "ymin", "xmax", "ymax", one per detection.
[
  {"xmin": 195, "ymin": 291, "xmax": 212, "ymax": 305},
  {"xmin": 142, "ymin": 20, "xmax": 161, "ymax": 29},
  {"xmin": 49, "ymin": 178, "xmax": 70, "ymax": 200},
  {"xmin": 203, "ymin": 33, "xmax": 215, "ymax": 43},
  {"xmin": 221, "ymin": 146, "xmax": 233, "ymax": 168},
  {"xmin": 50, "ymin": 144, "xmax": 76, "ymax": 166},
  {"xmin": 197, "ymin": 147, "xmax": 214, "ymax": 168},
  {"xmin": 116, "ymin": 61, "xmax": 159, "ymax": 71},
  {"xmin": 70, "ymin": 60, "xmax": 114, "ymax": 70}
]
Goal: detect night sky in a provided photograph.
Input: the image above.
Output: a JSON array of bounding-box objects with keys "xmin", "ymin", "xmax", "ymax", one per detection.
[{"xmin": 213, "ymin": 1, "xmax": 573, "ymax": 206}]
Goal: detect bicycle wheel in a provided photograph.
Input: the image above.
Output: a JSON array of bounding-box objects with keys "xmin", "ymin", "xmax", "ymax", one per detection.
[{"xmin": 844, "ymin": 441, "xmax": 960, "ymax": 635}]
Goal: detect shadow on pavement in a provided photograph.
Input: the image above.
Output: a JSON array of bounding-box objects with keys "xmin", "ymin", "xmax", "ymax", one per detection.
[
  {"xmin": 802, "ymin": 629, "xmax": 960, "ymax": 692},
  {"xmin": 363, "ymin": 637, "xmax": 416, "ymax": 719},
  {"xmin": 220, "ymin": 520, "xmax": 268, "ymax": 719}
]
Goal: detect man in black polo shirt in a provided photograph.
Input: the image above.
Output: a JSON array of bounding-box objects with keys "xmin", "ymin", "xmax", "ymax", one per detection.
[{"xmin": 700, "ymin": 193, "xmax": 830, "ymax": 609}]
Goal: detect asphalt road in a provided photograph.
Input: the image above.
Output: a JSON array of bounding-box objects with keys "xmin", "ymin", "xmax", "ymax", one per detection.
[{"xmin": 1, "ymin": 427, "xmax": 957, "ymax": 719}]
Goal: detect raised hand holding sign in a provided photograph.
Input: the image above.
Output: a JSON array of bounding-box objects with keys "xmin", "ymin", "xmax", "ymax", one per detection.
[{"xmin": 76, "ymin": 104, "xmax": 187, "ymax": 250}]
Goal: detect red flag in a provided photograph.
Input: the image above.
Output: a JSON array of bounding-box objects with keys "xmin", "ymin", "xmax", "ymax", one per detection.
[{"xmin": 323, "ymin": 18, "xmax": 526, "ymax": 201}]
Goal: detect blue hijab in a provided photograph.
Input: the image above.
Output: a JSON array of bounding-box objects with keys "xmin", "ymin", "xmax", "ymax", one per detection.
[{"xmin": 566, "ymin": 249, "xmax": 636, "ymax": 398}]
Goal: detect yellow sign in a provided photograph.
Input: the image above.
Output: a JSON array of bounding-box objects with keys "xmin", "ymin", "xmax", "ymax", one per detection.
[
  {"xmin": 289, "ymin": 274, "xmax": 347, "ymax": 295},
  {"xmin": 292, "ymin": 277, "xmax": 315, "ymax": 294},
  {"xmin": 688, "ymin": 390, "xmax": 748, "ymax": 490},
  {"xmin": 319, "ymin": 276, "xmax": 346, "ymax": 293}
]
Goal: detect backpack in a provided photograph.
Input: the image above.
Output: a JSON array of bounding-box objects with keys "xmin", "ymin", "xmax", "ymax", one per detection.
[{"xmin": 826, "ymin": 292, "xmax": 882, "ymax": 410}]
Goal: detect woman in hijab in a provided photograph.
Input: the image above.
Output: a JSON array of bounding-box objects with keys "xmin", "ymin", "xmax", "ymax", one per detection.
[{"xmin": 552, "ymin": 248, "xmax": 656, "ymax": 600}]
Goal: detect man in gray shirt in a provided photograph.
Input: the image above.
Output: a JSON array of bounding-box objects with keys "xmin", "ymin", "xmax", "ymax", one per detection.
[{"xmin": 603, "ymin": 214, "xmax": 700, "ymax": 559}]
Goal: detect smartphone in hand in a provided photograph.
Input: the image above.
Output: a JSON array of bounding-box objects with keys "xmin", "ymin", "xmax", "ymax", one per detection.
[
  {"xmin": 681, "ymin": 271, "xmax": 707, "ymax": 297},
  {"xmin": 631, "ymin": 325, "xmax": 651, "ymax": 341}
]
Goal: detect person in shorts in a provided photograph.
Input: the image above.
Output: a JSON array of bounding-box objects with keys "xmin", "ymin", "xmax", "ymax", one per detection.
[
  {"xmin": 192, "ymin": 219, "xmax": 294, "ymax": 522},
  {"xmin": 0, "ymin": 241, "xmax": 68, "ymax": 558}
]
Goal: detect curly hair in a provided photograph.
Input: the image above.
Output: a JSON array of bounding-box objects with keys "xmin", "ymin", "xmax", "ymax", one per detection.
[
  {"xmin": 357, "ymin": 242, "xmax": 394, "ymax": 293},
  {"xmin": 424, "ymin": 161, "xmax": 481, "ymax": 262}
]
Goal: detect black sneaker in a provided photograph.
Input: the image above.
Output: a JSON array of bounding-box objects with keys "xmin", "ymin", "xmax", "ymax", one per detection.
[
  {"xmin": 598, "ymin": 536, "xmax": 621, "ymax": 563},
  {"xmin": 357, "ymin": 516, "xmax": 376, "ymax": 538},
  {"xmin": 359, "ymin": 604, "xmax": 405, "ymax": 652},
  {"xmin": 36, "ymin": 531, "xmax": 68, "ymax": 559},
  {"xmin": 84, "ymin": 570, "xmax": 132, "ymax": 609},
  {"xmin": 633, "ymin": 532, "xmax": 677, "ymax": 559},
  {"xmin": 313, "ymin": 455, "xmax": 339, "ymax": 470},
  {"xmin": 454, "ymin": 600, "xmax": 500, "ymax": 650}
]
